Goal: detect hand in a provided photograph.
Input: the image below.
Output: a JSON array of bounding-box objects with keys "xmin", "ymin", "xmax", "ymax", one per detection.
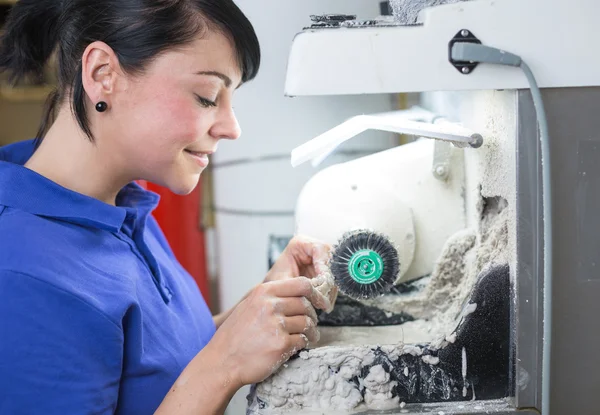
[
  {"xmin": 264, "ymin": 235, "xmax": 331, "ymax": 283},
  {"xmin": 265, "ymin": 235, "xmax": 338, "ymax": 312},
  {"xmin": 207, "ymin": 278, "xmax": 321, "ymax": 387},
  {"xmin": 212, "ymin": 236, "xmax": 335, "ymax": 330}
]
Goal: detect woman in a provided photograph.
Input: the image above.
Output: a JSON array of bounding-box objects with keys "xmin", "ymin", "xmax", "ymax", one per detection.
[{"xmin": 0, "ymin": 0, "xmax": 334, "ymax": 413}]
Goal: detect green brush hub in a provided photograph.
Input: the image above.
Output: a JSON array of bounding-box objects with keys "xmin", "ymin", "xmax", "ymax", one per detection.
[{"xmin": 347, "ymin": 249, "xmax": 384, "ymax": 284}]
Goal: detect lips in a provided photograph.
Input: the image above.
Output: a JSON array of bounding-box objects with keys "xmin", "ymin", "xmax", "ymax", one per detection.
[
  {"xmin": 184, "ymin": 149, "xmax": 210, "ymax": 167},
  {"xmin": 185, "ymin": 149, "xmax": 209, "ymax": 155}
]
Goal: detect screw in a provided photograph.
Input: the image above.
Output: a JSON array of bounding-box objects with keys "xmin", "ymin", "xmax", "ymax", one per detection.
[
  {"xmin": 461, "ymin": 67, "xmax": 470, "ymax": 74},
  {"xmin": 434, "ymin": 165, "xmax": 447, "ymax": 178},
  {"xmin": 461, "ymin": 29, "xmax": 469, "ymax": 37},
  {"xmin": 470, "ymin": 134, "xmax": 484, "ymax": 148}
]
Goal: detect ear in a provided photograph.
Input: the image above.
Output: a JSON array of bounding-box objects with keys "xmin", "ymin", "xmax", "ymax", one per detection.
[{"xmin": 81, "ymin": 41, "xmax": 123, "ymax": 107}]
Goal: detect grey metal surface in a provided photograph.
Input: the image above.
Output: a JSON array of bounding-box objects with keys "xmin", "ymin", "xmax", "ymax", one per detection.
[
  {"xmin": 247, "ymin": 399, "xmax": 538, "ymax": 415},
  {"xmin": 353, "ymin": 398, "xmax": 531, "ymax": 414},
  {"xmin": 543, "ymin": 87, "xmax": 600, "ymax": 415},
  {"xmin": 515, "ymin": 90, "xmax": 544, "ymax": 410},
  {"xmin": 516, "ymin": 87, "xmax": 600, "ymax": 415}
]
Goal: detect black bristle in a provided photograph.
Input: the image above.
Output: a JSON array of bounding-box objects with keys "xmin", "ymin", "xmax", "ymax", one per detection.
[{"xmin": 330, "ymin": 230, "xmax": 400, "ymax": 299}]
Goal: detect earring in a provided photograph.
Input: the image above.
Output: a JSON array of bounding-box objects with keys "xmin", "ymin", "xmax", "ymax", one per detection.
[{"xmin": 95, "ymin": 101, "xmax": 108, "ymax": 112}]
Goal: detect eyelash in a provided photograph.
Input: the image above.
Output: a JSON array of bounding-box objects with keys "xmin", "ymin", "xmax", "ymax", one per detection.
[{"xmin": 195, "ymin": 95, "xmax": 217, "ymax": 108}]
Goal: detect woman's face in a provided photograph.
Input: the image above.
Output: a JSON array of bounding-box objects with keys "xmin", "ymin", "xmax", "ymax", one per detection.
[{"xmin": 103, "ymin": 30, "xmax": 242, "ymax": 195}]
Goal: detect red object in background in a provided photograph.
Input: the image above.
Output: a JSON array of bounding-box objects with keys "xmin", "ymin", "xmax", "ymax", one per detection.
[{"xmin": 139, "ymin": 181, "xmax": 211, "ymax": 307}]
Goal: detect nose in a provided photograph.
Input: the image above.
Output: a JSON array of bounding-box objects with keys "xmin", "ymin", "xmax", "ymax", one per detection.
[{"xmin": 210, "ymin": 105, "xmax": 241, "ymax": 141}]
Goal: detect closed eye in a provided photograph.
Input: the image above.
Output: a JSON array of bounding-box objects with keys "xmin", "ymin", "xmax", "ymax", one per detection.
[{"xmin": 195, "ymin": 95, "xmax": 217, "ymax": 108}]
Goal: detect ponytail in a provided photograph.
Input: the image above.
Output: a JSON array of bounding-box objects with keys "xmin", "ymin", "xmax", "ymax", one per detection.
[
  {"xmin": 0, "ymin": 0, "xmax": 62, "ymax": 84},
  {"xmin": 0, "ymin": 0, "xmax": 62, "ymax": 141}
]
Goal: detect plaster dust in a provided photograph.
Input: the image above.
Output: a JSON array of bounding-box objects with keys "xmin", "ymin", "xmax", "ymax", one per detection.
[
  {"xmin": 389, "ymin": 0, "xmax": 472, "ymax": 25},
  {"xmin": 250, "ymin": 344, "xmax": 405, "ymax": 413}
]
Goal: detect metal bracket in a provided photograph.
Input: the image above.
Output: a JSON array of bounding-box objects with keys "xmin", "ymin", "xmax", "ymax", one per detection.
[
  {"xmin": 448, "ymin": 29, "xmax": 481, "ymax": 75},
  {"xmin": 432, "ymin": 140, "xmax": 453, "ymax": 181}
]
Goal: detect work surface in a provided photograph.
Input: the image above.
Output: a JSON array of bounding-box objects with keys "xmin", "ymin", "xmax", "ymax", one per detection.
[{"xmin": 248, "ymin": 398, "xmax": 534, "ymax": 414}]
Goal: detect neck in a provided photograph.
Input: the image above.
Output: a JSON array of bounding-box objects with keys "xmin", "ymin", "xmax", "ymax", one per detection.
[{"xmin": 25, "ymin": 108, "xmax": 130, "ymax": 205}]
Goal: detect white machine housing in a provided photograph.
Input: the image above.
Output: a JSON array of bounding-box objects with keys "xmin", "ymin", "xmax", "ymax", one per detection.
[
  {"xmin": 296, "ymin": 138, "xmax": 466, "ymax": 283},
  {"xmin": 285, "ymin": 0, "xmax": 600, "ymax": 96},
  {"xmin": 281, "ymin": 0, "xmax": 600, "ymax": 413},
  {"xmin": 291, "ymin": 0, "xmax": 600, "ymax": 284}
]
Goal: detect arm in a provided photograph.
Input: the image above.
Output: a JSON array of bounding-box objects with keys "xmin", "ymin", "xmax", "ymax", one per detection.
[
  {"xmin": 154, "ymin": 341, "xmax": 240, "ymax": 414},
  {"xmin": 213, "ymin": 305, "xmax": 235, "ymax": 329},
  {"xmin": 0, "ymin": 270, "xmax": 122, "ymax": 414},
  {"xmin": 212, "ymin": 310, "xmax": 230, "ymax": 329},
  {"xmin": 159, "ymin": 278, "xmax": 323, "ymax": 414},
  {"xmin": 164, "ymin": 236, "xmax": 335, "ymax": 413},
  {"xmin": 212, "ymin": 284, "xmax": 255, "ymax": 328}
]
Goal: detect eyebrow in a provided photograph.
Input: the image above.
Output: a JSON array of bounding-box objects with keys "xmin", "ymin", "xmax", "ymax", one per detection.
[{"xmin": 196, "ymin": 71, "xmax": 232, "ymax": 88}]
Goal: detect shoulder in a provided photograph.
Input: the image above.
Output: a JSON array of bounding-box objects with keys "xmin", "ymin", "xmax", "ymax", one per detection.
[
  {"xmin": 0, "ymin": 207, "xmax": 136, "ymax": 324},
  {"xmin": 0, "ymin": 268, "xmax": 123, "ymax": 331},
  {"xmin": 0, "ymin": 205, "xmax": 71, "ymax": 263},
  {"xmin": 0, "ymin": 268, "xmax": 123, "ymax": 414}
]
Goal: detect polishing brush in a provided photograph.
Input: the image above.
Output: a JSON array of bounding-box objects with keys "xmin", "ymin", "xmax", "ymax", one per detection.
[{"xmin": 329, "ymin": 229, "xmax": 400, "ymax": 300}]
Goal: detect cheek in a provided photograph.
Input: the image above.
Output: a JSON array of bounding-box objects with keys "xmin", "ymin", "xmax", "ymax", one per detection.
[
  {"xmin": 124, "ymin": 81, "xmax": 202, "ymax": 150},
  {"xmin": 150, "ymin": 97, "xmax": 200, "ymax": 149}
]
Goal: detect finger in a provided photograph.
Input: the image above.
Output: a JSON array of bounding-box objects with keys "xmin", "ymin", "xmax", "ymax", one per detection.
[
  {"xmin": 288, "ymin": 334, "xmax": 310, "ymax": 353},
  {"xmin": 292, "ymin": 333, "xmax": 310, "ymax": 351},
  {"xmin": 267, "ymin": 277, "xmax": 314, "ymax": 299},
  {"xmin": 284, "ymin": 315, "xmax": 320, "ymax": 343},
  {"xmin": 288, "ymin": 235, "xmax": 332, "ymax": 277},
  {"xmin": 265, "ymin": 277, "xmax": 334, "ymax": 313},
  {"xmin": 279, "ymin": 334, "xmax": 310, "ymax": 364},
  {"xmin": 309, "ymin": 242, "xmax": 332, "ymax": 276},
  {"xmin": 276, "ymin": 297, "xmax": 318, "ymax": 323}
]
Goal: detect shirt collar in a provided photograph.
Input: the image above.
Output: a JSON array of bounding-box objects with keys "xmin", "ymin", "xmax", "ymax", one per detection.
[{"xmin": 0, "ymin": 140, "xmax": 160, "ymax": 233}]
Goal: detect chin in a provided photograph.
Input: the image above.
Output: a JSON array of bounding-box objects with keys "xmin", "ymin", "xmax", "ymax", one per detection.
[
  {"xmin": 163, "ymin": 173, "xmax": 201, "ymax": 195},
  {"xmin": 171, "ymin": 180, "xmax": 201, "ymax": 195}
]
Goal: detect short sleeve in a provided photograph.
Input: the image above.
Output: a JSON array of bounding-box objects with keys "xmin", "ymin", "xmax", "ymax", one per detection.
[{"xmin": 0, "ymin": 270, "xmax": 123, "ymax": 414}]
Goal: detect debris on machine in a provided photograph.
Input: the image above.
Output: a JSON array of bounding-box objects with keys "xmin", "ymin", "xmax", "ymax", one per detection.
[
  {"xmin": 389, "ymin": 0, "xmax": 472, "ymax": 25},
  {"xmin": 248, "ymin": 196, "xmax": 513, "ymax": 413},
  {"xmin": 304, "ymin": 14, "xmax": 402, "ymax": 30}
]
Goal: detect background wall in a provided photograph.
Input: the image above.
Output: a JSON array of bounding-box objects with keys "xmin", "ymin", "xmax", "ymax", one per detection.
[{"xmin": 0, "ymin": 100, "xmax": 45, "ymax": 146}]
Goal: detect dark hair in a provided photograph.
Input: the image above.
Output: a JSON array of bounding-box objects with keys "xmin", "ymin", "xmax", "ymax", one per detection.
[{"xmin": 0, "ymin": 0, "xmax": 260, "ymax": 142}]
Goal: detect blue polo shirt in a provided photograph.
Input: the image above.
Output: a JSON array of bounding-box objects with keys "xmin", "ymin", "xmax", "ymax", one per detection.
[{"xmin": 0, "ymin": 140, "xmax": 216, "ymax": 414}]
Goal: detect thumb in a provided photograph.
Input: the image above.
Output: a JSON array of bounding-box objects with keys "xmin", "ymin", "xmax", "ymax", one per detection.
[{"xmin": 292, "ymin": 235, "xmax": 331, "ymax": 275}]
